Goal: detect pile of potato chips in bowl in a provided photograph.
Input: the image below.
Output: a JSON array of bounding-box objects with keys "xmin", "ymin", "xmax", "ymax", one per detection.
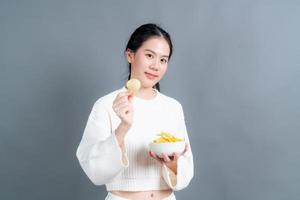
[{"xmin": 149, "ymin": 132, "xmax": 185, "ymax": 156}]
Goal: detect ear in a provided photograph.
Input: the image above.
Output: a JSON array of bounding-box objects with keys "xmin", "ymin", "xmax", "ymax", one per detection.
[{"xmin": 126, "ymin": 49, "xmax": 134, "ymax": 63}]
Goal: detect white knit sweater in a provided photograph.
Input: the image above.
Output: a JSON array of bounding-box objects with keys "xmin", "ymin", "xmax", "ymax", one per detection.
[{"xmin": 76, "ymin": 87, "xmax": 194, "ymax": 191}]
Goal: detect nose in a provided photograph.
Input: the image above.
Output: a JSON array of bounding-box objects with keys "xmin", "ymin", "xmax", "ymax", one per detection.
[{"xmin": 149, "ymin": 58, "xmax": 159, "ymax": 71}]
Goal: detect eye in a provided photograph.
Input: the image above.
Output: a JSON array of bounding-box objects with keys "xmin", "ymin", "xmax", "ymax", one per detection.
[
  {"xmin": 160, "ymin": 58, "xmax": 168, "ymax": 64},
  {"xmin": 146, "ymin": 53, "xmax": 154, "ymax": 59}
]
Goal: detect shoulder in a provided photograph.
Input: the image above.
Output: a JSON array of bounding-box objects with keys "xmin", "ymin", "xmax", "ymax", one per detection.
[
  {"xmin": 93, "ymin": 87, "xmax": 124, "ymax": 110},
  {"xmin": 158, "ymin": 92, "xmax": 184, "ymax": 112}
]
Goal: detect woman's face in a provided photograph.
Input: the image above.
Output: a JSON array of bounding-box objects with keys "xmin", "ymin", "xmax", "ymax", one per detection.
[{"xmin": 126, "ymin": 37, "xmax": 170, "ymax": 89}]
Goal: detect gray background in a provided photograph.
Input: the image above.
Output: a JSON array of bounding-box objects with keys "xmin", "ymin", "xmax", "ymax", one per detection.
[{"xmin": 1, "ymin": 0, "xmax": 299, "ymax": 200}]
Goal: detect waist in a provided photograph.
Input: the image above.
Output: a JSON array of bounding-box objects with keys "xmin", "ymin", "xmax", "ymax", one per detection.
[
  {"xmin": 106, "ymin": 177, "xmax": 170, "ymax": 191},
  {"xmin": 109, "ymin": 190, "xmax": 174, "ymax": 200}
]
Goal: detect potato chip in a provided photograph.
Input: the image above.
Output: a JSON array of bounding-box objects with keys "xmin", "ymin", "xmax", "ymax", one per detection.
[
  {"xmin": 153, "ymin": 132, "xmax": 184, "ymax": 143},
  {"xmin": 126, "ymin": 79, "xmax": 141, "ymax": 93}
]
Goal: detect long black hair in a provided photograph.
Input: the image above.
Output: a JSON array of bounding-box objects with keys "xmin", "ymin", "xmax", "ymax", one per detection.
[{"xmin": 125, "ymin": 23, "xmax": 173, "ymax": 91}]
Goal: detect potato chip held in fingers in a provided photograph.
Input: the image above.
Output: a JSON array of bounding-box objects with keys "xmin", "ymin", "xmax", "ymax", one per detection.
[{"xmin": 126, "ymin": 79, "xmax": 141, "ymax": 93}]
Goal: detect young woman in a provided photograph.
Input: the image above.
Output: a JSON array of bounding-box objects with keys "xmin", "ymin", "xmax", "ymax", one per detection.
[{"xmin": 76, "ymin": 23, "xmax": 194, "ymax": 200}]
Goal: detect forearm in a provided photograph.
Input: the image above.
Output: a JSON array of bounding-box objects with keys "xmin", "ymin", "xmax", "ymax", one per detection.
[
  {"xmin": 115, "ymin": 122, "xmax": 131, "ymax": 165},
  {"xmin": 161, "ymin": 152, "xmax": 194, "ymax": 191},
  {"xmin": 165, "ymin": 161, "xmax": 177, "ymax": 175}
]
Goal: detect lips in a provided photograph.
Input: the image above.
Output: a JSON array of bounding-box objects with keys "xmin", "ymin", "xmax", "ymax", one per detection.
[{"xmin": 145, "ymin": 72, "xmax": 158, "ymax": 79}]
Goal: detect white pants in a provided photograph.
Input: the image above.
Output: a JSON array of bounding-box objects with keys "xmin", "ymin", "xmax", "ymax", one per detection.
[{"xmin": 105, "ymin": 192, "xmax": 176, "ymax": 200}]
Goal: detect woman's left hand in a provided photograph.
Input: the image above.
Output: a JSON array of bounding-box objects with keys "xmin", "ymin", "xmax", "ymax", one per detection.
[{"xmin": 149, "ymin": 143, "xmax": 188, "ymax": 174}]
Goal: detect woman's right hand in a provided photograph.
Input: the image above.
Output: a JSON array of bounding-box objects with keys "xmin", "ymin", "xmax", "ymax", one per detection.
[{"xmin": 112, "ymin": 90, "xmax": 134, "ymax": 127}]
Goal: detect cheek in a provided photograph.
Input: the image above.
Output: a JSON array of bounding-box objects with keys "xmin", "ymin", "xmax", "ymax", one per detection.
[
  {"xmin": 131, "ymin": 58, "xmax": 145, "ymax": 72},
  {"xmin": 135, "ymin": 57, "xmax": 149, "ymax": 68},
  {"xmin": 160, "ymin": 64, "xmax": 168, "ymax": 74}
]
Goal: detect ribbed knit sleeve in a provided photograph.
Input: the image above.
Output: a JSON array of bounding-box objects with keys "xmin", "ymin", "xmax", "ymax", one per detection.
[
  {"xmin": 76, "ymin": 100, "xmax": 129, "ymax": 185},
  {"xmin": 161, "ymin": 104, "xmax": 194, "ymax": 191}
]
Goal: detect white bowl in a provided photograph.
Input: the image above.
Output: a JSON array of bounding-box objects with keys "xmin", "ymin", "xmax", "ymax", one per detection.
[{"xmin": 149, "ymin": 141, "xmax": 185, "ymax": 156}]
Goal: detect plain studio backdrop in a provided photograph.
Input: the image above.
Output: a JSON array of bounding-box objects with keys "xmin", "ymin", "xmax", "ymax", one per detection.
[{"xmin": 1, "ymin": 1, "xmax": 299, "ymax": 200}]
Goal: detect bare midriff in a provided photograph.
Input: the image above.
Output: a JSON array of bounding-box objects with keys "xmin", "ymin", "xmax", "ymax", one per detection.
[{"xmin": 111, "ymin": 189, "xmax": 172, "ymax": 200}]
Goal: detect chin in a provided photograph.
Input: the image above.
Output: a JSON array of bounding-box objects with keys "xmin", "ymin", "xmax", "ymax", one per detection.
[
  {"xmin": 139, "ymin": 79, "xmax": 155, "ymax": 87},
  {"xmin": 144, "ymin": 81, "xmax": 158, "ymax": 89}
]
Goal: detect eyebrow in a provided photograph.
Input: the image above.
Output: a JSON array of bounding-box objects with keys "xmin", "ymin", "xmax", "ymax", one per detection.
[{"xmin": 144, "ymin": 49, "xmax": 169, "ymax": 58}]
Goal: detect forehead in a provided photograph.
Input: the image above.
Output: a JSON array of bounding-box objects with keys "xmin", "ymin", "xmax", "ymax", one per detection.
[{"xmin": 139, "ymin": 37, "xmax": 170, "ymax": 56}]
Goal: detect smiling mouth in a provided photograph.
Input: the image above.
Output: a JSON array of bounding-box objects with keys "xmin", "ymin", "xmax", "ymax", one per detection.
[{"xmin": 145, "ymin": 72, "xmax": 158, "ymax": 79}]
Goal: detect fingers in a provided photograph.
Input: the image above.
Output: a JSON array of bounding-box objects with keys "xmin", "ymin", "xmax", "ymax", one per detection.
[
  {"xmin": 164, "ymin": 152, "xmax": 180, "ymax": 162},
  {"xmin": 113, "ymin": 101, "xmax": 128, "ymax": 111},
  {"xmin": 113, "ymin": 91, "xmax": 132, "ymax": 105},
  {"xmin": 173, "ymin": 152, "xmax": 180, "ymax": 160},
  {"xmin": 118, "ymin": 104, "xmax": 132, "ymax": 116},
  {"xmin": 161, "ymin": 153, "xmax": 171, "ymax": 162},
  {"xmin": 112, "ymin": 91, "xmax": 134, "ymax": 114},
  {"xmin": 113, "ymin": 103, "xmax": 127, "ymax": 115},
  {"xmin": 149, "ymin": 151, "xmax": 166, "ymax": 163},
  {"xmin": 149, "ymin": 144, "xmax": 189, "ymax": 164},
  {"xmin": 128, "ymin": 92, "xmax": 134, "ymax": 102},
  {"xmin": 149, "ymin": 151, "xmax": 162, "ymax": 162},
  {"xmin": 149, "ymin": 151, "xmax": 180, "ymax": 163},
  {"xmin": 149, "ymin": 151, "xmax": 156, "ymax": 158}
]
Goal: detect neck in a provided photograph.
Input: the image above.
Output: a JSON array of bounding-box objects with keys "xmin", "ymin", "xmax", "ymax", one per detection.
[{"xmin": 136, "ymin": 87, "xmax": 157, "ymax": 100}]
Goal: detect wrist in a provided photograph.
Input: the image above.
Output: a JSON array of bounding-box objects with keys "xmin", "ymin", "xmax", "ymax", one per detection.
[
  {"xmin": 165, "ymin": 162, "xmax": 177, "ymax": 175},
  {"xmin": 119, "ymin": 121, "xmax": 132, "ymax": 130},
  {"xmin": 115, "ymin": 122, "xmax": 131, "ymax": 146}
]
